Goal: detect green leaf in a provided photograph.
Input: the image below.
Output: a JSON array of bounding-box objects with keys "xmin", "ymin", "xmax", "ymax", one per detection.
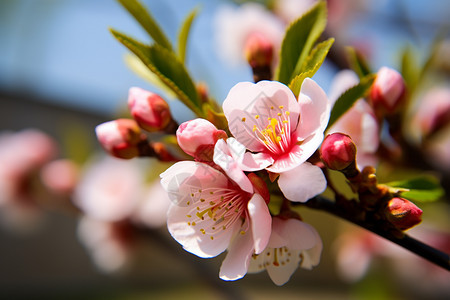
[
  {"xmin": 124, "ymin": 53, "xmax": 178, "ymax": 100},
  {"xmin": 275, "ymin": 1, "xmax": 327, "ymax": 84},
  {"xmin": 385, "ymin": 176, "xmax": 444, "ymax": 202},
  {"xmin": 111, "ymin": 29, "xmax": 203, "ymax": 116},
  {"xmin": 289, "ymin": 38, "xmax": 334, "ymax": 96},
  {"xmin": 346, "ymin": 46, "xmax": 372, "ymax": 78},
  {"xmin": 326, "ymin": 73, "xmax": 376, "ymax": 130},
  {"xmin": 177, "ymin": 8, "xmax": 198, "ymax": 64},
  {"xmin": 300, "ymin": 38, "xmax": 334, "ymax": 74},
  {"xmin": 117, "ymin": 0, "xmax": 173, "ymax": 51},
  {"xmin": 400, "ymin": 46, "xmax": 419, "ymax": 93}
]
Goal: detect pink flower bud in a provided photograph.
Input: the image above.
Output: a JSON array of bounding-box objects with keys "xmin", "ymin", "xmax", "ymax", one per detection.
[
  {"xmin": 176, "ymin": 118, "xmax": 227, "ymax": 158},
  {"xmin": 385, "ymin": 197, "xmax": 422, "ymax": 230},
  {"xmin": 370, "ymin": 67, "xmax": 406, "ymax": 113},
  {"xmin": 244, "ymin": 32, "xmax": 274, "ymax": 68},
  {"xmin": 95, "ymin": 119, "xmax": 143, "ymax": 159},
  {"xmin": 128, "ymin": 87, "xmax": 173, "ymax": 132},
  {"xmin": 320, "ymin": 133, "xmax": 357, "ymax": 170}
]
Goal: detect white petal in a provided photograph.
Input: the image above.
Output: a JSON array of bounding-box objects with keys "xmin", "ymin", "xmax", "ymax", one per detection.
[
  {"xmin": 223, "ymin": 81, "xmax": 300, "ymax": 152},
  {"xmin": 160, "ymin": 161, "xmax": 228, "ymax": 206},
  {"xmin": 266, "ymin": 248, "xmax": 302, "ymax": 286},
  {"xmin": 248, "ymin": 194, "xmax": 272, "ymax": 254},
  {"xmin": 269, "ymin": 218, "xmax": 318, "ymax": 251},
  {"xmin": 278, "ymin": 162, "xmax": 326, "ymax": 202},
  {"xmin": 167, "ymin": 204, "xmax": 238, "ymax": 258},
  {"xmin": 296, "ymin": 78, "xmax": 330, "ymax": 141},
  {"xmin": 213, "ymin": 139, "xmax": 253, "ymax": 193},
  {"xmin": 219, "ymin": 222, "xmax": 254, "ymax": 281}
]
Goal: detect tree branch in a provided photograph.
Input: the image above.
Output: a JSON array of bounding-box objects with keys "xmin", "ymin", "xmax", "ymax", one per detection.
[{"xmin": 305, "ymin": 195, "xmax": 450, "ymax": 271}]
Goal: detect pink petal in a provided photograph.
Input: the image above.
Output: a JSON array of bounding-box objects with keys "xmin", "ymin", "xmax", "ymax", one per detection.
[
  {"xmin": 269, "ymin": 218, "xmax": 318, "ymax": 250},
  {"xmin": 223, "ymin": 81, "xmax": 300, "ymax": 152},
  {"xmin": 278, "ymin": 162, "xmax": 326, "ymax": 202},
  {"xmin": 295, "ymin": 78, "xmax": 330, "ymax": 141},
  {"xmin": 265, "ymin": 250, "xmax": 302, "ymax": 286},
  {"xmin": 219, "ymin": 220, "xmax": 254, "ymax": 281},
  {"xmin": 265, "ymin": 137, "xmax": 323, "ymax": 173},
  {"xmin": 248, "ymin": 194, "xmax": 272, "ymax": 254},
  {"xmin": 213, "ymin": 139, "xmax": 253, "ymax": 193},
  {"xmin": 300, "ymin": 233, "xmax": 323, "ymax": 270},
  {"xmin": 241, "ymin": 151, "xmax": 274, "ymax": 171},
  {"xmin": 160, "ymin": 161, "xmax": 228, "ymax": 206},
  {"xmin": 167, "ymin": 203, "xmax": 239, "ymax": 258}
]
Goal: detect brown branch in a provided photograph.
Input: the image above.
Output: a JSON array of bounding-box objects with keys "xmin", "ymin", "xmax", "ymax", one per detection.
[{"xmin": 304, "ymin": 195, "xmax": 450, "ymax": 271}]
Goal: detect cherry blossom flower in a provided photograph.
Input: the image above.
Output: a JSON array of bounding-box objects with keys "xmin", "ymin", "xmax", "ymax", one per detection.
[
  {"xmin": 160, "ymin": 160, "xmax": 271, "ymax": 280},
  {"xmin": 327, "ymin": 70, "xmax": 379, "ymax": 168},
  {"xmin": 73, "ymin": 156, "xmax": 144, "ymax": 222},
  {"xmin": 0, "ymin": 129, "xmax": 57, "ymax": 233},
  {"xmin": 222, "ymin": 79, "xmax": 329, "ymax": 202},
  {"xmin": 214, "ymin": 2, "xmax": 284, "ymax": 66},
  {"xmin": 248, "ymin": 216, "xmax": 322, "ymax": 285}
]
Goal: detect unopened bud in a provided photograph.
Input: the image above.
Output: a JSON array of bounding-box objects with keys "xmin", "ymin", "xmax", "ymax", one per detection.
[
  {"xmin": 176, "ymin": 118, "xmax": 227, "ymax": 159},
  {"xmin": 370, "ymin": 67, "xmax": 405, "ymax": 114},
  {"xmin": 95, "ymin": 119, "xmax": 143, "ymax": 159},
  {"xmin": 244, "ymin": 32, "xmax": 274, "ymax": 68},
  {"xmin": 385, "ymin": 197, "xmax": 422, "ymax": 230},
  {"xmin": 128, "ymin": 87, "xmax": 175, "ymax": 133},
  {"xmin": 320, "ymin": 133, "xmax": 357, "ymax": 171}
]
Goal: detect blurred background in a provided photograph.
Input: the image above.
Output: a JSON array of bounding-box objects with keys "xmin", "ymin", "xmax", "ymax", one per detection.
[{"xmin": 0, "ymin": 0, "xmax": 449, "ymax": 299}]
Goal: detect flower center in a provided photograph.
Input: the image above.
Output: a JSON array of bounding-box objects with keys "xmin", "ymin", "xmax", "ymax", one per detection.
[
  {"xmin": 185, "ymin": 186, "xmax": 250, "ymax": 240},
  {"xmin": 252, "ymin": 105, "xmax": 292, "ymax": 156}
]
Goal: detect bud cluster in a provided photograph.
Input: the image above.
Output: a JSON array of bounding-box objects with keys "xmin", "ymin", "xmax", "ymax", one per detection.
[{"xmin": 96, "ymin": 88, "xmax": 178, "ymax": 161}]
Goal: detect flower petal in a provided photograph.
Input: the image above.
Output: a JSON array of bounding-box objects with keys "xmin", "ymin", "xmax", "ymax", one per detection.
[
  {"xmin": 248, "ymin": 194, "xmax": 272, "ymax": 254},
  {"xmin": 167, "ymin": 203, "xmax": 239, "ymax": 258},
  {"xmin": 160, "ymin": 161, "xmax": 228, "ymax": 206},
  {"xmin": 219, "ymin": 220, "xmax": 254, "ymax": 281},
  {"xmin": 223, "ymin": 81, "xmax": 300, "ymax": 152},
  {"xmin": 241, "ymin": 151, "xmax": 274, "ymax": 171},
  {"xmin": 269, "ymin": 217, "xmax": 318, "ymax": 250},
  {"xmin": 300, "ymin": 232, "xmax": 323, "ymax": 270},
  {"xmin": 295, "ymin": 78, "xmax": 330, "ymax": 141},
  {"xmin": 265, "ymin": 248, "xmax": 302, "ymax": 286},
  {"xmin": 278, "ymin": 162, "xmax": 326, "ymax": 202},
  {"xmin": 213, "ymin": 139, "xmax": 253, "ymax": 193}
]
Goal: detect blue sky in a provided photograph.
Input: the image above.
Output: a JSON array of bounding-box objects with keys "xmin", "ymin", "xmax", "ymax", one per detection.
[{"xmin": 0, "ymin": 0, "xmax": 448, "ymax": 120}]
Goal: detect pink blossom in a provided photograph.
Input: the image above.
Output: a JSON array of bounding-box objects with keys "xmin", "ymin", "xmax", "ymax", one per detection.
[
  {"xmin": 0, "ymin": 129, "xmax": 56, "ymax": 232},
  {"xmin": 74, "ymin": 156, "xmax": 144, "ymax": 222},
  {"xmin": 370, "ymin": 67, "xmax": 405, "ymax": 114},
  {"xmin": 128, "ymin": 87, "xmax": 173, "ymax": 132},
  {"xmin": 327, "ymin": 70, "xmax": 379, "ymax": 168},
  {"xmin": 248, "ymin": 217, "xmax": 322, "ymax": 285},
  {"xmin": 160, "ymin": 161, "xmax": 271, "ymax": 280},
  {"xmin": 95, "ymin": 118, "xmax": 143, "ymax": 159},
  {"xmin": 222, "ymin": 79, "xmax": 328, "ymax": 202},
  {"xmin": 412, "ymin": 87, "xmax": 450, "ymax": 138},
  {"xmin": 214, "ymin": 3, "xmax": 284, "ymax": 66},
  {"xmin": 176, "ymin": 118, "xmax": 227, "ymax": 160},
  {"xmin": 40, "ymin": 159, "xmax": 80, "ymax": 195}
]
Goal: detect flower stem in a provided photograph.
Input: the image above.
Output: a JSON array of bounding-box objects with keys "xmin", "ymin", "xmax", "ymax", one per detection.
[{"xmin": 305, "ymin": 195, "xmax": 450, "ymax": 271}]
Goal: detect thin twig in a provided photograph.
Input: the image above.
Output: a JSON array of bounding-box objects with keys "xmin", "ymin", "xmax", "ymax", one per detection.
[{"xmin": 304, "ymin": 195, "xmax": 450, "ymax": 271}]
